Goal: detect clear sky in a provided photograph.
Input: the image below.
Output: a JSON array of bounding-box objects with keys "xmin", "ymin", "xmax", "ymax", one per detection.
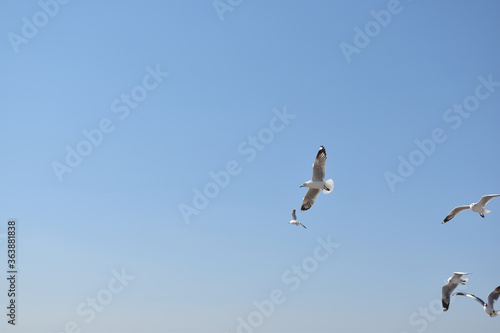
[{"xmin": 1, "ymin": 1, "xmax": 500, "ymax": 332}]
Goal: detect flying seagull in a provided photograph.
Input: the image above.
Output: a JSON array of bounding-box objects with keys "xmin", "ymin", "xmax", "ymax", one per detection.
[
  {"xmin": 289, "ymin": 209, "xmax": 306, "ymax": 229},
  {"xmin": 442, "ymin": 272, "xmax": 471, "ymax": 311},
  {"xmin": 300, "ymin": 146, "xmax": 334, "ymax": 211},
  {"xmin": 454, "ymin": 286, "xmax": 500, "ymax": 317},
  {"xmin": 442, "ymin": 194, "xmax": 500, "ymax": 223}
]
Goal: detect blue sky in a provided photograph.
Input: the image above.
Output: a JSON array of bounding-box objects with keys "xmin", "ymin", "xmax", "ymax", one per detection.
[{"xmin": 1, "ymin": 1, "xmax": 500, "ymax": 332}]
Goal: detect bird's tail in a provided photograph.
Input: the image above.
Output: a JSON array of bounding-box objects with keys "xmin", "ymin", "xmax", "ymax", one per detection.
[
  {"xmin": 484, "ymin": 209, "xmax": 491, "ymax": 214},
  {"xmin": 322, "ymin": 179, "xmax": 334, "ymax": 194}
]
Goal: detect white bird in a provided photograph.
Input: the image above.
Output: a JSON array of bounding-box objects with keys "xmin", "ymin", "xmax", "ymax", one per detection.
[
  {"xmin": 454, "ymin": 286, "xmax": 500, "ymax": 317},
  {"xmin": 300, "ymin": 146, "xmax": 334, "ymax": 211},
  {"xmin": 289, "ymin": 209, "xmax": 306, "ymax": 229},
  {"xmin": 442, "ymin": 272, "xmax": 471, "ymax": 311},
  {"xmin": 442, "ymin": 194, "xmax": 500, "ymax": 223}
]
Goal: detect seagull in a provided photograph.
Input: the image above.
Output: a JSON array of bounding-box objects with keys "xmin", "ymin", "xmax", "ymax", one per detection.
[
  {"xmin": 300, "ymin": 146, "xmax": 334, "ymax": 211},
  {"xmin": 442, "ymin": 194, "xmax": 500, "ymax": 223},
  {"xmin": 289, "ymin": 209, "xmax": 306, "ymax": 229},
  {"xmin": 442, "ymin": 272, "xmax": 471, "ymax": 311},
  {"xmin": 454, "ymin": 286, "xmax": 500, "ymax": 317}
]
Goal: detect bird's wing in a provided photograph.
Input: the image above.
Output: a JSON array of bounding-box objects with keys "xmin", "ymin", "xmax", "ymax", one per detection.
[
  {"xmin": 443, "ymin": 205, "xmax": 470, "ymax": 223},
  {"xmin": 292, "ymin": 209, "xmax": 297, "ymax": 220},
  {"xmin": 477, "ymin": 194, "xmax": 500, "ymax": 207},
  {"xmin": 301, "ymin": 188, "xmax": 320, "ymax": 211},
  {"xmin": 453, "ymin": 272, "xmax": 471, "ymax": 278},
  {"xmin": 487, "ymin": 286, "xmax": 500, "ymax": 308},
  {"xmin": 311, "ymin": 146, "xmax": 327, "ymax": 181},
  {"xmin": 454, "ymin": 292, "xmax": 486, "ymax": 307},
  {"xmin": 442, "ymin": 282, "xmax": 459, "ymax": 311}
]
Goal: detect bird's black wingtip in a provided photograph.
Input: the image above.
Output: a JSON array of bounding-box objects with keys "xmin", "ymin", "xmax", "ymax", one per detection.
[
  {"xmin": 316, "ymin": 146, "xmax": 327, "ymax": 160},
  {"xmin": 442, "ymin": 300, "xmax": 449, "ymax": 311}
]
